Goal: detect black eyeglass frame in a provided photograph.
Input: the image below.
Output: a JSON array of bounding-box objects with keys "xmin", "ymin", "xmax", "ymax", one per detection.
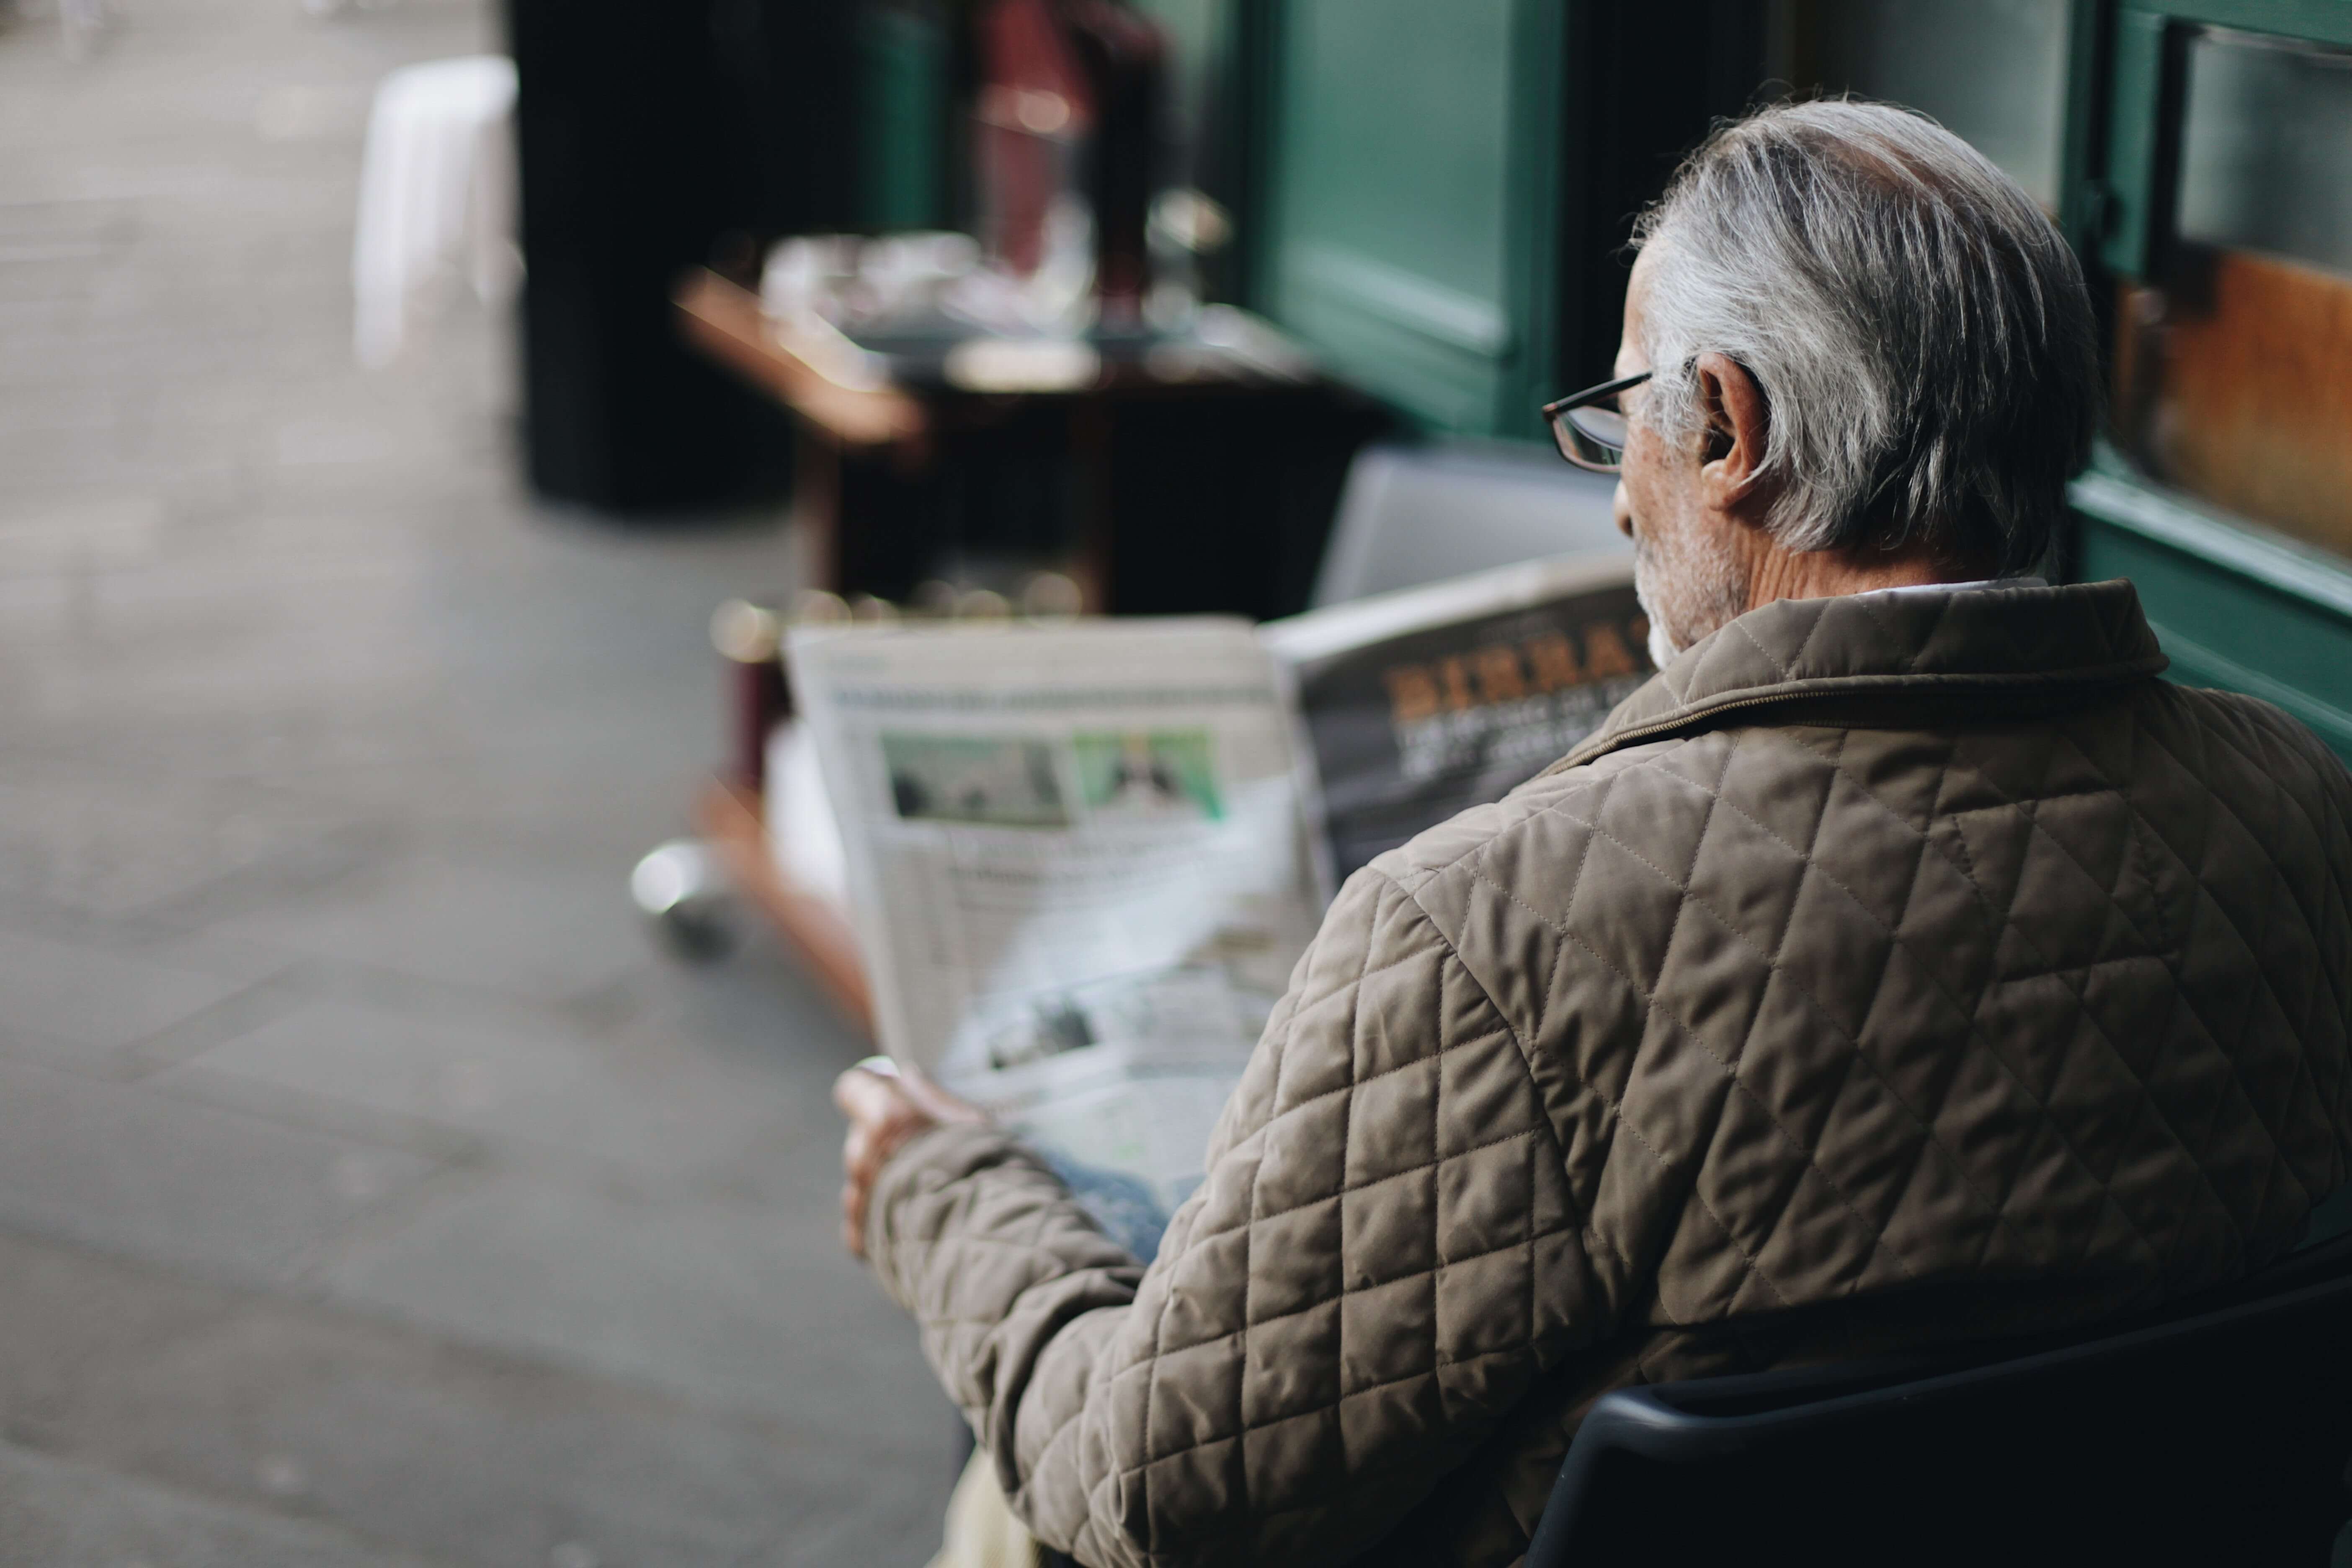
[{"xmin": 1541, "ymin": 370, "xmax": 1651, "ymax": 474}]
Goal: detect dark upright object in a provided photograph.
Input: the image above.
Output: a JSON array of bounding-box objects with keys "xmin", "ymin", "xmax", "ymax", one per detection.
[
  {"xmin": 810, "ymin": 383, "xmax": 1388, "ymax": 620},
  {"xmin": 1553, "ymin": 2, "xmax": 1771, "ymax": 388},
  {"xmin": 503, "ymin": 0, "xmax": 853, "ymax": 511},
  {"xmin": 1057, "ymin": 0, "xmax": 1165, "ymax": 324}
]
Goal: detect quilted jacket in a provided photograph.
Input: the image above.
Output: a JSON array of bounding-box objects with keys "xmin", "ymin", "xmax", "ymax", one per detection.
[{"xmin": 867, "ymin": 579, "xmax": 2352, "ymax": 1568}]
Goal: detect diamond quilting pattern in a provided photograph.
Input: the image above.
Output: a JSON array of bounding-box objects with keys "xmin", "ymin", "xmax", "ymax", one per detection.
[{"xmin": 864, "ymin": 583, "xmax": 2352, "ymax": 1568}]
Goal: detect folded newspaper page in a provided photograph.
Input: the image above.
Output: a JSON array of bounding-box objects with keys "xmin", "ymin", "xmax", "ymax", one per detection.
[
  {"xmin": 1261, "ymin": 553, "xmax": 1651, "ymax": 884},
  {"xmin": 784, "ymin": 556, "xmax": 1647, "ymax": 1223},
  {"xmin": 788, "ymin": 619, "xmax": 1324, "ymax": 1215}
]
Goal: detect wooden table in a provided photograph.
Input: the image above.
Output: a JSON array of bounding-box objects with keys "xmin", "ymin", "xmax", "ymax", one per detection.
[
  {"xmin": 673, "ymin": 267, "xmax": 1383, "ymax": 617},
  {"xmin": 676, "ymin": 269, "xmax": 926, "ymax": 453}
]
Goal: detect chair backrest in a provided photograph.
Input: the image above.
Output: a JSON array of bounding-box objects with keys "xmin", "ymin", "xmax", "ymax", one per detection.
[
  {"xmin": 1528, "ymin": 1240, "xmax": 2352, "ymax": 1568},
  {"xmin": 1309, "ymin": 441, "xmax": 1626, "ymax": 607}
]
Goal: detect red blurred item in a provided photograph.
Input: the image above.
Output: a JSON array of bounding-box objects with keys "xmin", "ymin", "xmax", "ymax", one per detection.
[
  {"xmin": 973, "ymin": 0, "xmax": 1164, "ymax": 317},
  {"xmin": 975, "ymin": 0, "xmax": 1094, "ymax": 279}
]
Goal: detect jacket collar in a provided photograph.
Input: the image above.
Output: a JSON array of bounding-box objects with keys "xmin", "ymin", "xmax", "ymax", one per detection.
[{"xmin": 1555, "ymin": 578, "xmax": 2169, "ymax": 771}]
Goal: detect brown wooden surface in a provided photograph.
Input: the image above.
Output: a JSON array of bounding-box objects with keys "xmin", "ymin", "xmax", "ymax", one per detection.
[
  {"xmin": 694, "ymin": 776, "xmax": 876, "ymax": 1037},
  {"xmin": 674, "ymin": 270, "xmax": 926, "ymax": 451},
  {"xmin": 677, "ymin": 264, "xmax": 1380, "ymax": 617},
  {"xmin": 2125, "ymin": 248, "xmax": 2352, "ymax": 557}
]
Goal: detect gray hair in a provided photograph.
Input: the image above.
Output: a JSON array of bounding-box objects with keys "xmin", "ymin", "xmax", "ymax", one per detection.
[{"xmin": 1632, "ymin": 100, "xmax": 2099, "ymax": 574}]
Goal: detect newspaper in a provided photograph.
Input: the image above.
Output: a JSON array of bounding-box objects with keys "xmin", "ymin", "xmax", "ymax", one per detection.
[
  {"xmin": 788, "ymin": 619, "xmax": 1324, "ymax": 1213},
  {"xmin": 1261, "ymin": 554, "xmax": 1652, "ymax": 884},
  {"xmin": 784, "ymin": 557, "xmax": 1647, "ymax": 1221}
]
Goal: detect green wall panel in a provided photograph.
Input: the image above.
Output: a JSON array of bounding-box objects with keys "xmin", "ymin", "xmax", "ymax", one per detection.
[
  {"xmin": 2130, "ymin": 0, "xmax": 2352, "ymax": 49},
  {"xmin": 859, "ymin": 4, "xmax": 949, "ymax": 232},
  {"xmin": 1130, "ymin": 0, "xmax": 1224, "ymax": 175},
  {"xmin": 1256, "ymin": 0, "xmax": 1551, "ymax": 436},
  {"xmin": 2073, "ymin": 473, "xmax": 2352, "ymax": 761}
]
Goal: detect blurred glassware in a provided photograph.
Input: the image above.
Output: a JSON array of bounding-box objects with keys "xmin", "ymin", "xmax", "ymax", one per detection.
[
  {"xmin": 1019, "ymin": 570, "xmax": 1085, "ymax": 621},
  {"xmin": 941, "ymin": 333, "xmax": 1101, "ymax": 392},
  {"xmin": 792, "ymin": 588, "xmax": 854, "ymax": 624},
  {"xmin": 965, "ymin": 0, "xmax": 1166, "ymax": 332},
  {"xmin": 910, "ymin": 579, "xmax": 962, "ymax": 618},
  {"xmin": 709, "ymin": 598, "xmax": 782, "ymax": 665},
  {"xmin": 760, "ymin": 232, "xmax": 978, "ymax": 330},
  {"xmin": 1143, "ymin": 186, "xmax": 1230, "ymax": 333},
  {"xmin": 954, "ymin": 588, "xmax": 1014, "ymax": 620},
  {"xmin": 972, "ymin": 0, "xmax": 1094, "ymax": 291}
]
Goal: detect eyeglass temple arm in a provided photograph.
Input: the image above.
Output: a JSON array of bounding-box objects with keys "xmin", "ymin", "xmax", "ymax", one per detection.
[{"xmin": 1542, "ymin": 369, "xmax": 1653, "ymax": 417}]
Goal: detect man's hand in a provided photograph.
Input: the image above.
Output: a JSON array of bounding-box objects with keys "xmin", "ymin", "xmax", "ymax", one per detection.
[{"xmin": 833, "ymin": 1059, "xmax": 986, "ymax": 1258}]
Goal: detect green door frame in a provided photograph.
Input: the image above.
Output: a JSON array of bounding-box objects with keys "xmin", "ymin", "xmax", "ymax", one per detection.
[
  {"xmin": 2061, "ymin": 0, "xmax": 2352, "ymax": 759},
  {"xmin": 1234, "ymin": 0, "xmax": 1568, "ymax": 439},
  {"xmin": 1498, "ymin": 0, "xmax": 1570, "ymax": 442}
]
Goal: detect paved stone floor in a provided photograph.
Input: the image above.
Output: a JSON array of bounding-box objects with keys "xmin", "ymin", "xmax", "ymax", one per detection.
[{"xmin": 0, "ymin": 0, "xmax": 962, "ymax": 1562}]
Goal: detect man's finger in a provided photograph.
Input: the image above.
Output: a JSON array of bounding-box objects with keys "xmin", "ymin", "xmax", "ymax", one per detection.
[
  {"xmin": 834, "ymin": 1060, "xmax": 951, "ymax": 1264},
  {"xmin": 833, "ymin": 1064, "xmax": 901, "ymax": 1122},
  {"xmin": 841, "ymin": 1180, "xmax": 867, "ymax": 1258},
  {"xmin": 847, "ymin": 1129, "xmax": 893, "ymax": 1192}
]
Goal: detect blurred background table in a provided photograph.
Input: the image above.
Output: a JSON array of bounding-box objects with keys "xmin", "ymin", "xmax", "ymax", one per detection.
[{"xmin": 676, "ymin": 265, "xmax": 1388, "ymax": 619}]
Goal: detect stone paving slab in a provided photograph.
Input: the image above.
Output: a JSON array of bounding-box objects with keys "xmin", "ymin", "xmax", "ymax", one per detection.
[
  {"xmin": 0, "ymin": 1228, "xmax": 955, "ymax": 1568},
  {"xmin": 0, "ymin": 1439, "xmax": 452, "ymax": 1568},
  {"xmin": 312, "ymin": 1166, "xmax": 946, "ymax": 1431},
  {"xmin": 167, "ymin": 996, "xmax": 793, "ymax": 1174},
  {"xmin": 0, "ymin": 1053, "xmax": 441, "ymax": 1278},
  {"xmin": 0, "ymin": 923, "xmax": 256, "ymax": 1056},
  {"xmin": 201, "ymin": 853, "xmax": 660, "ymax": 1004},
  {"xmin": 0, "ymin": 0, "xmax": 965, "ymax": 1558}
]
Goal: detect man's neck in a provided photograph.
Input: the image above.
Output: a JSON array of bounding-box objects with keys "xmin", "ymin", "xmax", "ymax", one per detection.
[{"xmin": 1743, "ymin": 538, "xmax": 1995, "ymax": 612}]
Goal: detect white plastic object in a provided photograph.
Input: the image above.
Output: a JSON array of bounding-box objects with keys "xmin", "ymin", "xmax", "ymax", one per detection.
[{"xmin": 351, "ymin": 55, "xmax": 519, "ymax": 369}]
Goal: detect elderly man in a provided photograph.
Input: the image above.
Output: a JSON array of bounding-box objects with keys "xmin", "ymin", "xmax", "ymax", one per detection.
[{"xmin": 833, "ymin": 101, "xmax": 2352, "ymax": 1568}]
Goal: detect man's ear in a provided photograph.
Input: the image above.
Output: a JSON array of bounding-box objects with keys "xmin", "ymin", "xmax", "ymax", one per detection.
[{"xmin": 1691, "ymin": 351, "xmax": 1770, "ymax": 512}]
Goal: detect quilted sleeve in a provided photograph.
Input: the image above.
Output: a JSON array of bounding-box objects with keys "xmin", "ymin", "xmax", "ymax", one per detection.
[{"xmin": 864, "ymin": 866, "xmax": 1601, "ymax": 1568}]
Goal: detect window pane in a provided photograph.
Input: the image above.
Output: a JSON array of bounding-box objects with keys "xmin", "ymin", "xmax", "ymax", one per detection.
[
  {"xmin": 2113, "ymin": 26, "xmax": 2352, "ymax": 561},
  {"xmin": 1798, "ymin": 0, "xmax": 2069, "ymax": 207},
  {"xmin": 2177, "ymin": 27, "xmax": 2352, "ymax": 277}
]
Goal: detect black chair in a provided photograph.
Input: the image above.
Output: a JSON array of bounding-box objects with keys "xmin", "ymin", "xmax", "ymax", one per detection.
[{"xmin": 1528, "ymin": 1238, "xmax": 2352, "ymax": 1568}]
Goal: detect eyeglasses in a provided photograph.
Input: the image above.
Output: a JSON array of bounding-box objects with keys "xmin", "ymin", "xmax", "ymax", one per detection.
[{"xmin": 1541, "ymin": 370, "xmax": 1651, "ymax": 473}]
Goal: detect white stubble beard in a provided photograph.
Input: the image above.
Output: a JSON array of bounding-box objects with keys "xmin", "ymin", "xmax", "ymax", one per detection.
[{"xmin": 1631, "ymin": 520, "xmax": 1749, "ymax": 673}]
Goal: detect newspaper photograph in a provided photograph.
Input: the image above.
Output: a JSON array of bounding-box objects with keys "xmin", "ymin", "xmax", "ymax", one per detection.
[{"xmin": 788, "ymin": 619, "xmax": 1323, "ymax": 1213}]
